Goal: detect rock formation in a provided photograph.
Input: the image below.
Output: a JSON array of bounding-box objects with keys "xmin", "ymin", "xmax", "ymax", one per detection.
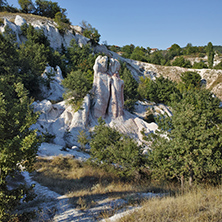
[
  {"xmin": 32, "ymin": 56, "xmax": 159, "ymax": 148},
  {"xmin": 40, "ymin": 65, "xmax": 65, "ymax": 101},
  {"xmin": 0, "ymin": 15, "xmax": 89, "ymax": 50},
  {"xmin": 92, "ymin": 56, "xmax": 124, "ymax": 118}
]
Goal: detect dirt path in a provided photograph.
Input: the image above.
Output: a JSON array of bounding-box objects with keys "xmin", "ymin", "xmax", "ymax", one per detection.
[{"xmin": 22, "ymin": 171, "xmax": 160, "ymax": 221}]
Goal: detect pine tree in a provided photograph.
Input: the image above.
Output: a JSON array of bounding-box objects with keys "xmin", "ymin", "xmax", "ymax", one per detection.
[
  {"xmin": 18, "ymin": 0, "xmax": 34, "ymax": 13},
  {"xmin": 0, "ymin": 34, "xmax": 41, "ymax": 220},
  {"xmin": 145, "ymin": 89, "xmax": 222, "ymax": 187},
  {"xmin": 206, "ymin": 42, "xmax": 214, "ymax": 69},
  {"xmin": 0, "ymin": 82, "xmax": 40, "ymax": 220}
]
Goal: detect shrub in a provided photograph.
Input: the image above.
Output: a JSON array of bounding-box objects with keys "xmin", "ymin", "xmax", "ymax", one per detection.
[
  {"xmin": 62, "ymin": 70, "xmax": 92, "ymax": 110},
  {"xmin": 172, "ymin": 56, "xmax": 192, "ymax": 68},
  {"xmin": 138, "ymin": 76, "xmax": 180, "ymax": 104},
  {"xmin": 192, "ymin": 60, "xmax": 208, "ymax": 69},
  {"xmin": 89, "ymin": 118, "xmax": 147, "ymax": 179}
]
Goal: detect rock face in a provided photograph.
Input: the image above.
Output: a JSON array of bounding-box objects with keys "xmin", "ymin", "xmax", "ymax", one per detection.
[
  {"xmin": 92, "ymin": 56, "xmax": 124, "ymax": 118},
  {"xmin": 32, "ymin": 55, "xmax": 159, "ymax": 148},
  {"xmin": 0, "ymin": 15, "xmax": 89, "ymax": 50},
  {"xmin": 40, "ymin": 65, "xmax": 65, "ymax": 101}
]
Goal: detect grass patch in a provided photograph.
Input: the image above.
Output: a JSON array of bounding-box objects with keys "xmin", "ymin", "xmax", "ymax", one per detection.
[
  {"xmin": 32, "ymin": 156, "xmax": 165, "ymax": 210},
  {"xmin": 0, "ymin": 12, "xmax": 55, "ymax": 24},
  {"xmin": 209, "ymin": 74, "xmax": 222, "ymax": 90},
  {"xmin": 118, "ymin": 185, "xmax": 222, "ymax": 222}
]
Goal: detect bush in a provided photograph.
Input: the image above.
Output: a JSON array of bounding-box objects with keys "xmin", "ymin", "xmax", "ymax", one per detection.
[
  {"xmin": 89, "ymin": 118, "xmax": 147, "ymax": 179},
  {"xmin": 54, "ymin": 11, "xmax": 70, "ymax": 34},
  {"xmin": 119, "ymin": 62, "xmax": 139, "ymax": 112},
  {"xmin": 138, "ymin": 76, "xmax": 180, "ymax": 104},
  {"xmin": 192, "ymin": 60, "xmax": 208, "ymax": 69},
  {"xmin": 144, "ymin": 89, "xmax": 222, "ymax": 187},
  {"xmin": 180, "ymin": 71, "xmax": 201, "ymax": 90},
  {"xmin": 62, "ymin": 70, "xmax": 92, "ymax": 110},
  {"xmin": 172, "ymin": 56, "xmax": 192, "ymax": 68},
  {"xmin": 80, "ymin": 21, "xmax": 100, "ymax": 45}
]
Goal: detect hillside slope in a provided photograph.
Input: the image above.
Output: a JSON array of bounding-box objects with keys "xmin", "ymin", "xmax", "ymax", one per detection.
[{"xmin": 1, "ymin": 12, "xmax": 221, "ymax": 101}]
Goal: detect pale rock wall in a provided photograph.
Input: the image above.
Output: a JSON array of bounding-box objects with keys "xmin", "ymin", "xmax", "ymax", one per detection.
[
  {"xmin": 40, "ymin": 65, "xmax": 65, "ymax": 101},
  {"xmin": 0, "ymin": 15, "xmax": 89, "ymax": 49},
  {"xmin": 31, "ymin": 56, "xmax": 159, "ymax": 148}
]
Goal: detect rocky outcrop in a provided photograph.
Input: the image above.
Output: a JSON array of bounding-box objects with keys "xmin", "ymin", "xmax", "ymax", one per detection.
[
  {"xmin": 0, "ymin": 15, "xmax": 89, "ymax": 49},
  {"xmin": 31, "ymin": 56, "xmax": 159, "ymax": 147},
  {"xmin": 40, "ymin": 65, "xmax": 65, "ymax": 101},
  {"xmin": 92, "ymin": 56, "xmax": 124, "ymax": 118}
]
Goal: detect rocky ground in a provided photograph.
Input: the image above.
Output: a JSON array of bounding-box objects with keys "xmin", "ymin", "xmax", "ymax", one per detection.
[{"xmin": 15, "ymin": 143, "xmax": 162, "ymax": 222}]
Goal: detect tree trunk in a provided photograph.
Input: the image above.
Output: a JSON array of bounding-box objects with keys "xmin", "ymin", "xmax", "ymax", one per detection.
[
  {"xmin": 189, "ymin": 168, "xmax": 194, "ymax": 186},
  {"xmin": 180, "ymin": 175, "xmax": 184, "ymax": 189}
]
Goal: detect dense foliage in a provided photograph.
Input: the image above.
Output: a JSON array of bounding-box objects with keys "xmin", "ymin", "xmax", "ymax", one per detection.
[
  {"xmin": 62, "ymin": 39, "xmax": 99, "ymax": 109},
  {"xmin": 138, "ymin": 75, "xmax": 180, "ymax": 105},
  {"xmin": 62, "ymin": 70, "xmax": 92, "ymax": 110},
  {"xmin": 80, "ymin": 20, "xmax": 100, "ymax": 45},
  {"xmin": 172, "ymin": 56, "xmax": 192, "ymax": 68},
  {"xmin": 119, "ymin": 62, "xmax": 139, "ymax": 112},
  {"xmin": 108, "ymin": 42, "xmax": 218, "ymax": 69},
  {"xmin": 89, "ymin": 118, "xmax": 147, "ymax": 179},
  {"xmin": 143, "ymin": 89, "xmax": 222, "ymax": 187},
  {"xmin": 0, "ymin": 34, "xmax": 41, "ymax": 221},
  {"xmin": 179, "ymin": 71, "xmax": 201, "ymax": 90}
]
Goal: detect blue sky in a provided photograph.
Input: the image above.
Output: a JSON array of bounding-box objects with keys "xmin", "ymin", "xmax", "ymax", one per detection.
[{"xmin": 8, "ymin": 0, "xmax": 222, "ymax": 49}]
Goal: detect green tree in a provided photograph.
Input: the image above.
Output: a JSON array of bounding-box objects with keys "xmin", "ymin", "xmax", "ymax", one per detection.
[
  {"xmin": 80, "ymin": 20, "xmax": 100, "ymax": 45},
  {"xmin": 0, "ymin": 33, "xmax": 18, "ymax": 77},
  {"xmin": 183, "ymin": 43, "xmax": 198, "ymax": 55},
  {"xmin": 18, "ymin": 41, "xmax": 48, "ymax": 97},
  {"xmin": 119, "ymin": 62, "xmax": 139, "ymax": 112},
  {"xmin": 54, "ymin": 11, "xmax": 70, "ymax": 34},
  {"xmin": 0, "ymin": 82, "xmax": 40, "ymax": 221},
  {"xmin": 206, "ymin": 42, "xmax": 214, "ymax": 68},
  {"xmin": 18, "ymin": 24, "xmax": 54, "ymax": 97},
  {"xmin": 138, "ymin": 76, "xmax": 180, "ymax": 104},
  {"xmin": 169, "ymin": 43, "xmax": 181, "ymax": 56},
  {"xmin": 145, "ymin": 89, "xmax": 222, "ymax": 187},
  {"xmin": 172, "ymin": 56, "xmax": 192, "ymax": 68},
  {"xmin": 35, "ymin": 0, "xmax": 69, "ymax": 21},
  {"xmin": 192, "ymin": 60, "xmax": 208, "ymax": 69},
  {"xmin": 149, "ymin": 51, "xmax": 164, "ymax": 65},
  {"xmin": 130, "ymin": 46, "xmax": 148, "ymax": 62},
  {"xmin": 3, "ymin": 24, "xmax": 17, "ymax": 43},
  {"xmin": 90, "ymin": 118, "xmax": 146, "ymax": 179},
  {"xmin": 18, "ymin": 0, "xmax": 34, "ymax": 13},
  {"xmin": 0, "ymin": 34, "xmax": 41, "ymax": 220},
  {"xmin": 21, "ymin": 23, "xmax": 50, "ymax": 47},
  {"xmin": 62, "ymin": 70, "xmax": 91, "ymax": 110},
  {"xmin": 66, "ymin": 39, "xmax": 92, "ymax": 72},
  {"xmin": 121, "ymin": 44, "xmax": 135, "ymax": 58},
  {"xmin": 180, "ymin": 71, "xmax": 201, "ymax": 90},
  {"xmin": 77, "ymin": 130, "xmax": 89, "ymax": 151}
]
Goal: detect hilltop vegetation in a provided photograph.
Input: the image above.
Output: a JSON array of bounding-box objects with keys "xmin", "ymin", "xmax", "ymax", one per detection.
[{"xmin": 109, "ymin": 42, "xmax": 222, "ymax": 70}]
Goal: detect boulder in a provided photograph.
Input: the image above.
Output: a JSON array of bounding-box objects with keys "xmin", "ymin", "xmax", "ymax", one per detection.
[{"xmin": 14, "ymin": 15, "xmax": 26, "ymax": 26}]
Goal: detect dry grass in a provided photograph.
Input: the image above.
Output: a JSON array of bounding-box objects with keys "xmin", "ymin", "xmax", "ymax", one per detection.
[
  {"xmin": 118, "ymin": 185, "xmax": 222, "ymax": 222},
  {"xmin": 32, "ymin": 156, "xmax": 156, "ymax": 209},
  {"xmin": 0, "ymin": 11, "xmax": 55, "ymax": 24}
]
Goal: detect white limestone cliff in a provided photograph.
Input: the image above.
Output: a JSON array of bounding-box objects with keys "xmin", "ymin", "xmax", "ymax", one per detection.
[
  {"xmin": 0, "ymin": 15, "xmax": 89, "ymax": 49},
  {"xmin": 32, "ymin": 56, "xmax": 159, "ymax": 148},
  {"xmin": 41, "ymin": 65, "xmax": 65, "ymax": 101}
]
